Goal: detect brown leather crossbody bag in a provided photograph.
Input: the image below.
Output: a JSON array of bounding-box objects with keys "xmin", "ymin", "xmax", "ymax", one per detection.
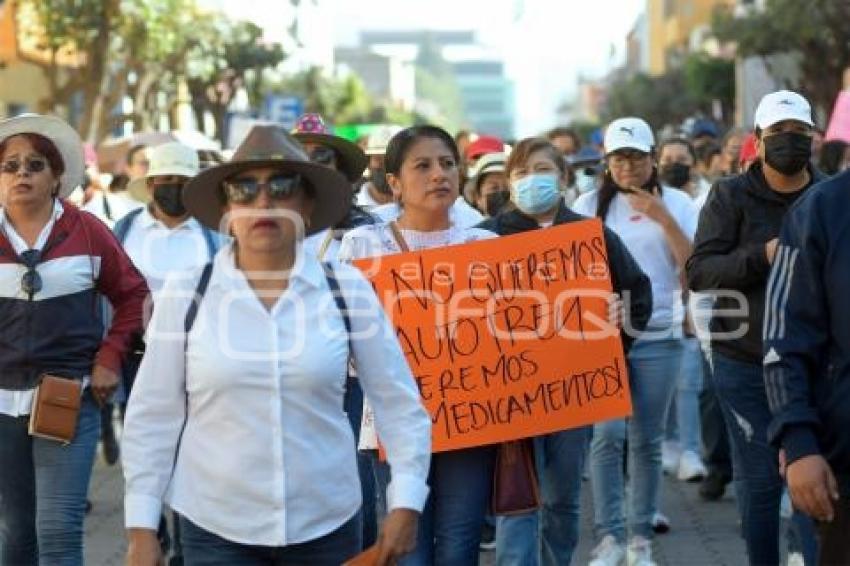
[{"xmin": 28, "ymin": 374, "xmax": 82, "ymax": 445}]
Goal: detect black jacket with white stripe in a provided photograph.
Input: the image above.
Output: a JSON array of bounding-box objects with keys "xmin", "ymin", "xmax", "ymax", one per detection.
[
  {"xmin": 763, "ymin": 170, "xmax": 850, "ymax": 494},
  {"xmin": 686, "ymin": 162, "xmax": 824, "ymax": 365}
]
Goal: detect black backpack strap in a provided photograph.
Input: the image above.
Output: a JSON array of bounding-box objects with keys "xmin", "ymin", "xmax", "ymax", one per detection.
[
  {"xmin": 184, "ymin": 263, "xmax": 214, "ymax": 334},
  {"xmin": 322, "ymin": 262, "xmax": 351, "ymax": 335},
  {"xmin": 113, "ymin": 207, "xmax": 144, "ymax": 244},
  {"xmin": 201, "ymin": 227, "xmax": 219, "ymax": 261}
]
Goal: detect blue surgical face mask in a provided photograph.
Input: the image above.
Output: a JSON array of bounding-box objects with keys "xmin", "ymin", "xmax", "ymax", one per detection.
[{"xmin": 511, "ymin": 173, "xmax": 562, "ymax": 215}]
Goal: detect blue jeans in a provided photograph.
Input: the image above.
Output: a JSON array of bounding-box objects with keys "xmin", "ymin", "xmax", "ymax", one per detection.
[
  {"xmin": 666, "ymin": 337, "xmax": 704, "ymax": 455},
  {"xmin": 591, "ymin": 337, "xmax": 684, "ymax": 542},
  {"xmin": 0, "ymin": 391, "xmax": 100, "ymax": 566},
  {"xmin": 401, "ymin": 446, "xmax": 495, "ymax": 566},
  {"xmin": 180, "ymin": 512, "xmax": 361, "ymax": 565},
  {"xmin": 712, "ymin": 352, "xmax": 817, "ymax": 566},
  {"xmin": 495, "ymin": 426, "xmax": 590, "ymax": 566}
]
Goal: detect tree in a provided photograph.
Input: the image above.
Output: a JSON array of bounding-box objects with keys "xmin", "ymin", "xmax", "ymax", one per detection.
[
  {"xmin": 683, "ymin": 53, "xmax": 735, "ymax": 122},
  {"xmin": 712, "ymin": 0, "xmax": 850, "ymax": 118},
  {"xmin": 603, "ymin": 71, "xmax": 693, "ymax": 130},
  {"xmin": 186, "ymin": 19, "xmax": 285, "ymax": 142},
  {"xmin": 19, "ymin": 0, "xmax": 123, "ymax": 141}
]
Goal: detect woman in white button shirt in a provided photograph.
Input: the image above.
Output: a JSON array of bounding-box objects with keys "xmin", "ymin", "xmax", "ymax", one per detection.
[
  {"xmin": 338, "ymin": 125, "xmax": 496, "ymax": 566},
  {"xmin": 123, "ymin": 125, "xmax": 431, "ymax": 565}
]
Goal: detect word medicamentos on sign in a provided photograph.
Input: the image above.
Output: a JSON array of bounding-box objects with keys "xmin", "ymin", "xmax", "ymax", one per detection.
[{"xmin": 353, "ymin": 219, "xmax": 632, "ymax": 452}]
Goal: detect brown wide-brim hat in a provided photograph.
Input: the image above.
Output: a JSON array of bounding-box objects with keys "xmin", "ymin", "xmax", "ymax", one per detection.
[
  {"xmin": 292, "ymin": 131, "xmax": 367, "ymax": 183},
  {"xmin": 182, "ymin": 125, "xmax": 352, "ymax": 236}
]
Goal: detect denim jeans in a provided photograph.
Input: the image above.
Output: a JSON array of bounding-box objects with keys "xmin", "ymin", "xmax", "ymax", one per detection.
[
  {"xmin": 180, "ymin": 512, "xmax": 361, "ymax": 565},
  {"xmin": 712, "ymin": 351, "xmax": 813, "ymax": 566},
  {"xmin": 495, "ymin": 426, "xmax": 590, "ymax": 566},
  {"xmin": 699, "ymin": 345, "xmax": 732, "ymax": 480},
  {"xmin": 342, "ymin": 378, "xmax": 380, "ymax": 549},
  {"xmin": 400, "ymin": 446, "xmax": 496, "ymax": 566},
  {"xmin": 665, "ymin": 337, "xmax": 704, "ymax": 455},
  {"xmin": 0, "ymin": 391, "xmax": 100, "ymax": 566},
  {"xmin": 591, "ymin": 337, "xmax": 684, "ymax": 542}
]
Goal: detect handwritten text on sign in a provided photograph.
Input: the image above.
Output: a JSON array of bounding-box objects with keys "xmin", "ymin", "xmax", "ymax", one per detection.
[{"xmin": 352, "ymin": 219, "xmax": 632, "ymax": 452}]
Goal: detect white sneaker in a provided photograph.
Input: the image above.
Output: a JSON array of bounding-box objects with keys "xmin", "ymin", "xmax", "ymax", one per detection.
[
  {"xmin": 786, "ymin": 552, "xmax": 805, "ymax": 566},
  {"xmin": 662, "ymin": 441, "xmax": 681, "ymax": 475},
  {"xmin": 651, "ymin": 511, "xmax": 670, "ymax": 534},
  {"xmin": 677, "ymin": 450, "xmax": 708, "ymax": 482},
  {"xmin": 589, "ymin": 535, "xmax": 626, "ymax": 566},
  {"xmin": 626, "ymin": 536, "xmax": 656, "ymax": 566}
]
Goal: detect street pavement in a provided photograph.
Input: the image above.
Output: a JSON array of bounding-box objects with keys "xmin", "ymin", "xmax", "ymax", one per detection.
[{"xmin": 85, "ymin": 455, "xmax": 752, "ymax": 565}]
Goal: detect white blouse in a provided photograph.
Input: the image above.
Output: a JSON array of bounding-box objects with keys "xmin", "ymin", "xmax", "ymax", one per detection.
[{"xmin": 122, "ymin": 244, "xmax": 431, "ymax": 546}]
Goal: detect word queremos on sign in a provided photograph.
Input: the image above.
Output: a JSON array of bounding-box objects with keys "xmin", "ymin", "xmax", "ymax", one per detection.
[{"xmin": 352, "ymin": 219, "xmax": 633, "ymax": 452}]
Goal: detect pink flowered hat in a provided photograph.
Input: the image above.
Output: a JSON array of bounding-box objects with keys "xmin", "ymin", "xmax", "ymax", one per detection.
[{"xmin": 291, "ymin": 113, "xmax": 366, "ymax": 182}]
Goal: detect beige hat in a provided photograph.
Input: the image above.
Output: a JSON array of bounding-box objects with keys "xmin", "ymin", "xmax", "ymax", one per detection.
[
  {"xmin": 463, "ymin": 152, "xmax": 506, "ymax": 202},
  {"xmin": 0, "ymin": 114, "xmax": 84, "ymax": 198},
  {"xmin": 365, "ymin": 125, "xmax": 404, "ymax": 156},
  {"xmin": 127, "ymin": 142, "xmax": 200, "ymax": 203}
]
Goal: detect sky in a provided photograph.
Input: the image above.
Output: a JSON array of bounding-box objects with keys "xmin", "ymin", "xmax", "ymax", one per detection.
[
  {"xmin": 330, "ymin": 0, "xmax": 645, "ymax": 136},
  {"xmin": 202, "ymin": 0, "xmax": 646, "ymax": 137}
]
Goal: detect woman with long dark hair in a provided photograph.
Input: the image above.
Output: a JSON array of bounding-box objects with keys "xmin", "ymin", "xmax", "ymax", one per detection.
[{"xmin": 572, "ymin": 117, "xmax": 697, "ymax": 566}]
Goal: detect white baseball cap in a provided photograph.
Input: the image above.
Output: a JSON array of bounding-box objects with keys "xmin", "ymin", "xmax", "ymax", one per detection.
[
  {"xmin": 754, "ymin": 90, "xmax": 814, "ymax": 130},
  {"xmin": 365, "ymin": 125, "xmax": 404, "ymax": 156},
  {"xmin": 604, "ymin": 117, "xmax": 655, "ymax": 155},
  {"xmin": 128, "ymin": 142, "xmax": 200, "ymax": 203}
]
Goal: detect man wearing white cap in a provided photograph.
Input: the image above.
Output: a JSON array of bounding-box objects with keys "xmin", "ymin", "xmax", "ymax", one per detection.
[
  {"xmin": 687, "ymin": 90, "xmax": 823, "ymax": 566},
  {"xmin": 118, "ymin": 142, "xmax": 222, "ymax": 294}
]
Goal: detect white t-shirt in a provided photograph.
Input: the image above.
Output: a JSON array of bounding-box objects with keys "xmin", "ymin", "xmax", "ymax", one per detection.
[
  {"xmin": 370, "ymin": 198, "xmax": 484, "ymax": 229},
  {"xmin": 338, "ymin": 222, "xmax": 496, "ymax": 448},
  {"xmin": 572, "ymin": 186, "xmax": 698, "ymax": 329},
  {"xmin": 354, "ymin": 183, "xmax": 387, "ymax": 211},
  {"xmin": 83, "ymin": 191, "xmax": 143, "ymax": 228}
]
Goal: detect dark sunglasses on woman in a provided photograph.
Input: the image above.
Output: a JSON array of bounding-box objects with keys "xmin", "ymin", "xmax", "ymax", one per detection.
[
  {"xmin": 1, "ymin": 157, "xmax": 48, "ymax": 175},
  {"xmin": 223, "ymin": 173, "xmax": 302, "ymax": 204}
]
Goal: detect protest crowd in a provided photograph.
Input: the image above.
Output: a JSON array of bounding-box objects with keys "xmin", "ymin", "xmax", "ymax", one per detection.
[{"xmin": 2, "ymin": 82, "xmax": 850, "ymax": 566}]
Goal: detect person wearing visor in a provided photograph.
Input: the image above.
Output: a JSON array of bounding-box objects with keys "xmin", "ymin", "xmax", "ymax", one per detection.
[
  {"xmin": 688, "ymin": 90, "xmax": 823, "ymax": 566},
  {"xmin": 573, "ymin": 117, "xmax": 697, "ymax": 566},
  {"xmin": 463, "ymin": 152, "xmax": 510, "ymax": 217},
  {"xmin": 478, "ymin": 136, "xmax": 651, "ymax": 566},
  {"xmin": 0, "ymin": 114, "xmax": 147, "ymax": 565},
  {"xmin": 123, "ymin": 125, "xmax": 430, "ymax": 565}
]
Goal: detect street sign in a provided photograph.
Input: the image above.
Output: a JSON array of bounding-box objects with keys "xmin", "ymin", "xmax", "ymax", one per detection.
[{"xmin": 264, "ymin": 95, "xmax": 304, "ymax": 130}]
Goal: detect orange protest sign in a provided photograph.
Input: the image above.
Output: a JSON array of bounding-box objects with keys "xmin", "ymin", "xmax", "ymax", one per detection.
[{"xmin": 352, "ymin": 218, "xmax": 632, "ymax": 452}]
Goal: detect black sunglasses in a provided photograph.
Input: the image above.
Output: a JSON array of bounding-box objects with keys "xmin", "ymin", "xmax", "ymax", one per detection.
[
  {"xmin": 1, "ymin": 157, "xmax": 48, "ymax": 175},
  {"xmin": 20, "ymin": 249, "xmax": 43, "ymax": 299},
  {"xmin": 309, "ymin": 146, "xmax": 337, "ymax": 166},
  {"xmin": 223, "ymin": 173, "xmax": 302, "ymax": 204}
]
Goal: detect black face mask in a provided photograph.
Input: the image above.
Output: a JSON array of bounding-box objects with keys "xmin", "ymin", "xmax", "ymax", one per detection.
[
  {"xmin": 369, "ymin": 168, "xmax": 392, "ymax": 195},
  {"xmin": 763, "ymin": 131, "xmax": 812, "ymax": 175},
  {"xmin": 152, "ymin": 183, "xmax": 187, "ymax": 217},
  {"xmin": 483, "ymin": 191, "xmax": 511, "ymax": 217},
  {"xmin": 659, "ymin": 162, "xmax": 691, "ymax": 189}
]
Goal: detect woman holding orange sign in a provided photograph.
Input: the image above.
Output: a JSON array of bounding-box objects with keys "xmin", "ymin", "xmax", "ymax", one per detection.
[{"xmin": 338, "ymin": 125, "xmax": 497, "ymax": 565}]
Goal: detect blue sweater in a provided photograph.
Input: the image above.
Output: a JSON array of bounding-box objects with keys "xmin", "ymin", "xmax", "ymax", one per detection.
[{"xmin": 764, "ymin": 169, "xmax": 850, "ymax": 496}]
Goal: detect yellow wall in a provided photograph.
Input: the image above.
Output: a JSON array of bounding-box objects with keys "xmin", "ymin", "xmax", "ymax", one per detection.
[
  {"xmin": 647, "ymin": 0, "xmax": 735, "ymax": 76},
  {"xmin": 0, "ymin": 62, "xmax": 52, "ymax": 117}
]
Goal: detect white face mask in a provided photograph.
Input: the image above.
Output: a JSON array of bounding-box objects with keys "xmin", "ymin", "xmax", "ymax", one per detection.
[{"xmin": 574, "ymin": 170, "xmax": 599, "ymax": 193}]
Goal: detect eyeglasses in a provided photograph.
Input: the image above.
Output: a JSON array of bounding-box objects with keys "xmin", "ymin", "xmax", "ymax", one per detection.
[
  {"xmin": 223, "ymin": 173, "xmax": 302, "ymax": 204},
  {"xmin": 608, "ymin": 151, "xmax": 650, "ymax": 168},
  {"xmin": 1, "ymin": 157, "xmax": 48, "ymax": 175},
  {"xmin": 308, "ymin": 146, "xmax": 337, "ymax": 166},
  {"xmin": 20, "ymin": 249, "xmax": 43, "ymax": 298}
]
